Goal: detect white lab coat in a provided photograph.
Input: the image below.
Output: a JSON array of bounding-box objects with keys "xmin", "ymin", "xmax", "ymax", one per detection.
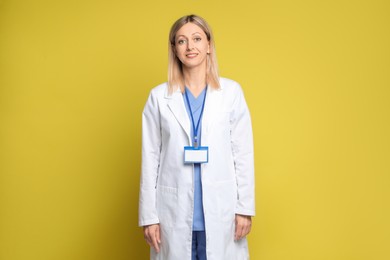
[{"xmin": 139, "ymin": 77, "xmax": 255, "ymax": 260}]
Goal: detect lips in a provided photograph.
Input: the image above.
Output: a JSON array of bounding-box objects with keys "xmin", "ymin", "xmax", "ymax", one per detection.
[{"xmin": 186, "ymin": 53, "xmax": 198, "ymax": 58}]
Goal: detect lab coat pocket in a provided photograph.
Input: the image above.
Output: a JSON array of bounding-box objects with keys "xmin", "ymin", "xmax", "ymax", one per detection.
[
  {"xmin": 156, "ymin": 184, "xmax": 178, "ymax": 227},
  {"xmin": 216, "ymin": 179, "xmax": 237, "ymax": 223}
]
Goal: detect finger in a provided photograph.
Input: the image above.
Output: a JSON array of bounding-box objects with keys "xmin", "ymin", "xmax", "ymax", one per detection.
[
  {"xmin": 146, "ymin": 237, "xmax": 152, "ymax": 247},
  {"xmin": 237, "ymin": 226, "xmax": 244, "ymax": 240},
  {"xmin": 143, "ymin": 228, "xmax": 149, "ymax": 242},
  {"xmin": 156, "ymin": 225, "xmax": 161, "ymax": 244},
  {"xmin": 151, "ymin": 237, "xmax": 159, "ymax": 252},
  {"xmin": 235, "ymin": 222, "xmax": 244, "ymax": 240},
  {"xmin": 242, "ymin": 222, "xmax": 250, "ymax": 238},
  {"xmin": 144, "ymin": 229, "xmax": 152, "ymax": 246},
  {"xmin": 245, "ymin": 220, "xmax": 252, "ymax": 236},
  {"xmin": 145, "ymin": 227, "xmax": 156, "ymax": 247},
  {"xmin": 151, "ymin": 228, "xmax": 160, "ymax": 253},
  {"xmin": 234, "ymin": 218, "xmax": 240, "ymax": 240},
  {"xmin": 244, "ymin": 218, "xmax": 253, "ymax": 237}
]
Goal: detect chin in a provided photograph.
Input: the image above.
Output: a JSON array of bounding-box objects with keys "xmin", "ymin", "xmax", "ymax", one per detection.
[{"xmin": 182, "ymin": 60, "xmax": 206, "ymax": 69}]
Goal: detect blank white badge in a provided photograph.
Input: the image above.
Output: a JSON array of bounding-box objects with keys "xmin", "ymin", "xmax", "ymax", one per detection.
[{"xmin": 184, "ymin": 146, "xmax": 209, "ymax": 164}]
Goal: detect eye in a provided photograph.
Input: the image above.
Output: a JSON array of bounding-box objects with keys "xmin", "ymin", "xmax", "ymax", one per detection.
[
  {"xmin": 177, "ymin": 39, "xmax": 187, "ymax": 45},
  {"xmin": 194, "ymin": 37, "xmax": 202, "ymax": 42}
]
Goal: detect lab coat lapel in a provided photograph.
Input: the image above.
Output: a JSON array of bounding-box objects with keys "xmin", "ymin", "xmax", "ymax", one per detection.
[
  {"xmin": 201, "ymin": 87, "xmax": 222, "ymax": 144},
  {"xmin": 166, "ymin": 90, "xmax": 191, "ymax": 141}
]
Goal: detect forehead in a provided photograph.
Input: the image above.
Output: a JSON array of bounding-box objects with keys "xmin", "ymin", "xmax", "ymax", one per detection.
[{"xmin": 176, "ymin": 22, "xmax": 206, "ymax": 37}]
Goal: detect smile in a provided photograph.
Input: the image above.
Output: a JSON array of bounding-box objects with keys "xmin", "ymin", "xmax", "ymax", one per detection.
[{"xmin": 186, "ymin": 53, "xmax": 198, "ymax": 58}]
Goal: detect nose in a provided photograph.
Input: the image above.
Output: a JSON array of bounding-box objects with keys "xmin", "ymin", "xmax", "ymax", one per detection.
[{"xmin": 186, "ymin": 40, "xmax": 194, "ymax": 51}]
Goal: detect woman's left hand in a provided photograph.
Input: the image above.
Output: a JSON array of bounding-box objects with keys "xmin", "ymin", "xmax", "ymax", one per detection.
[{"xmin": 234, "ymin": 214, "xmax": 252, "ymax": 241}]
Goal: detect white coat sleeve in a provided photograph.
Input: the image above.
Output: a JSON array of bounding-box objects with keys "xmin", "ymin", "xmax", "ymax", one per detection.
[
  {"xmin": 230, "ymin": 83, "xmax": 256, "ymax": 216},
  {"xmin": 138, "ymin": 91, "xmax": 161, "ymax": 226}
]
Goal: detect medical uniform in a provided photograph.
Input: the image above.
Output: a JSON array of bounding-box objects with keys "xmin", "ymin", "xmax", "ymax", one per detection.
[{"xmin": 139, "ymin": 77, "xmax": 255, "ymax": 260}]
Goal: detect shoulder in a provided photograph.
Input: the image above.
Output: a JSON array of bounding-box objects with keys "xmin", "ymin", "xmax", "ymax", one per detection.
[
  {"xmin": 219, "ymin": 77, "xmax": 243, "ymax": 95},
  {"xmin": 143, "ymin": 82, "xmax": 169, "ymax": 111},
  {"xmin": 149, "ymin": 82, "xmax": 169, "ymax": 97}
]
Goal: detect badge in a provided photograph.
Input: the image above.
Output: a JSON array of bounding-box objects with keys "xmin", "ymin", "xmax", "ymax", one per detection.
[{"xmin": 184, "ymin": 146, "xmax": 209, "ymax": 164}]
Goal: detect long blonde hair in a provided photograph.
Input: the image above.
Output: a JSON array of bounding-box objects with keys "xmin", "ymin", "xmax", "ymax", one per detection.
[{"xmin": 168, "ymin": 14, "xmax": 220, "ymax": 94}]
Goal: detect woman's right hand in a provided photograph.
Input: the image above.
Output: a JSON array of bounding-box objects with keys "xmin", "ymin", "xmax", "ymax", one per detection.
[{"xmin": 143, "ymin": 224, "xmax": 161, "ymax": 253}]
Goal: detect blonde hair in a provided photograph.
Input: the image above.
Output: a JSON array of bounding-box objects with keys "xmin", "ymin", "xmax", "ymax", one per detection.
[{"xmin": 168, "ymin": 14, "xmax": 220, "ymax": 94}]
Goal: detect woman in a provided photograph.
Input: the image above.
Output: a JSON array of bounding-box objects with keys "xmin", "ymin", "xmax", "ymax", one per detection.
[{"xmin": 139, "ymin": 14, "xmax": 255, "ymax": 260}]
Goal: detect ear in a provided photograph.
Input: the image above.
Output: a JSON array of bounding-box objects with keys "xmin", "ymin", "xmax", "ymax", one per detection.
[
  {"xmin": 207, "ymin": 43, "xmax": 210, "ymax": 54},
  {"xmin": 172, "ymin": 44, "xmax": 177, "ymax": 54}
]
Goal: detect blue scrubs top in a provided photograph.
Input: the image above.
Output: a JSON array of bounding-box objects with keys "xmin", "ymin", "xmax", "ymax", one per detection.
[{"xmin": 183, "ymin": 87, "xmax": 206, "ymax": 231}]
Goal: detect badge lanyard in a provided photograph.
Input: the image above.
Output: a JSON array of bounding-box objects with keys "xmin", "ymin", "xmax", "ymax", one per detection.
[{"xmin": 184, "ymin": 86, "xmax": 207, "ymax": 148}]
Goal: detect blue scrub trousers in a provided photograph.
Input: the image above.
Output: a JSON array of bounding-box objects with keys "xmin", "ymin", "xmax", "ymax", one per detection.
[{"xmin": 192, "ymin": 231, "xmax": 207, "ymax": 260}]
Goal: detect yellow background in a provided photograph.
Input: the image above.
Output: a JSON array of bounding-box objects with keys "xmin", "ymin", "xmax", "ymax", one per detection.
[{"xmin": 1, "ymin": 0, "xmax": 389, "ymax": 259}]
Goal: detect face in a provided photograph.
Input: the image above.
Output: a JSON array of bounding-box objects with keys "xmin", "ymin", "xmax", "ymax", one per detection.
[{"xmin": 174, "ymin": 22, "xmax": 210, "ymax": 70}]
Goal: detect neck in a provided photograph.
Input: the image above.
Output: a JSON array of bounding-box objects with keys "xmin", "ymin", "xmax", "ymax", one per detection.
[{"xmin": 183, "ymin": 64, "xmax": 207, "ymax": 97}]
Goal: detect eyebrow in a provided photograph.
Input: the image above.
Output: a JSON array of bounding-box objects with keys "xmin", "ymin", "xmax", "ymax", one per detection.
[{"xmin": 177, "ymin": 32, "xmax": 203, "ymax": 38}]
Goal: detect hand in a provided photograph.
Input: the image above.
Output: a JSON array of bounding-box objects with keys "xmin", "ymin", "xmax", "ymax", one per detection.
[
  {"xmin": 234, "ymin": 214, "xmax": 252, "ymax": 241},
  {"xmin": 143, "ymin": 224, "xmax": 161, "ymax": 253}
]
